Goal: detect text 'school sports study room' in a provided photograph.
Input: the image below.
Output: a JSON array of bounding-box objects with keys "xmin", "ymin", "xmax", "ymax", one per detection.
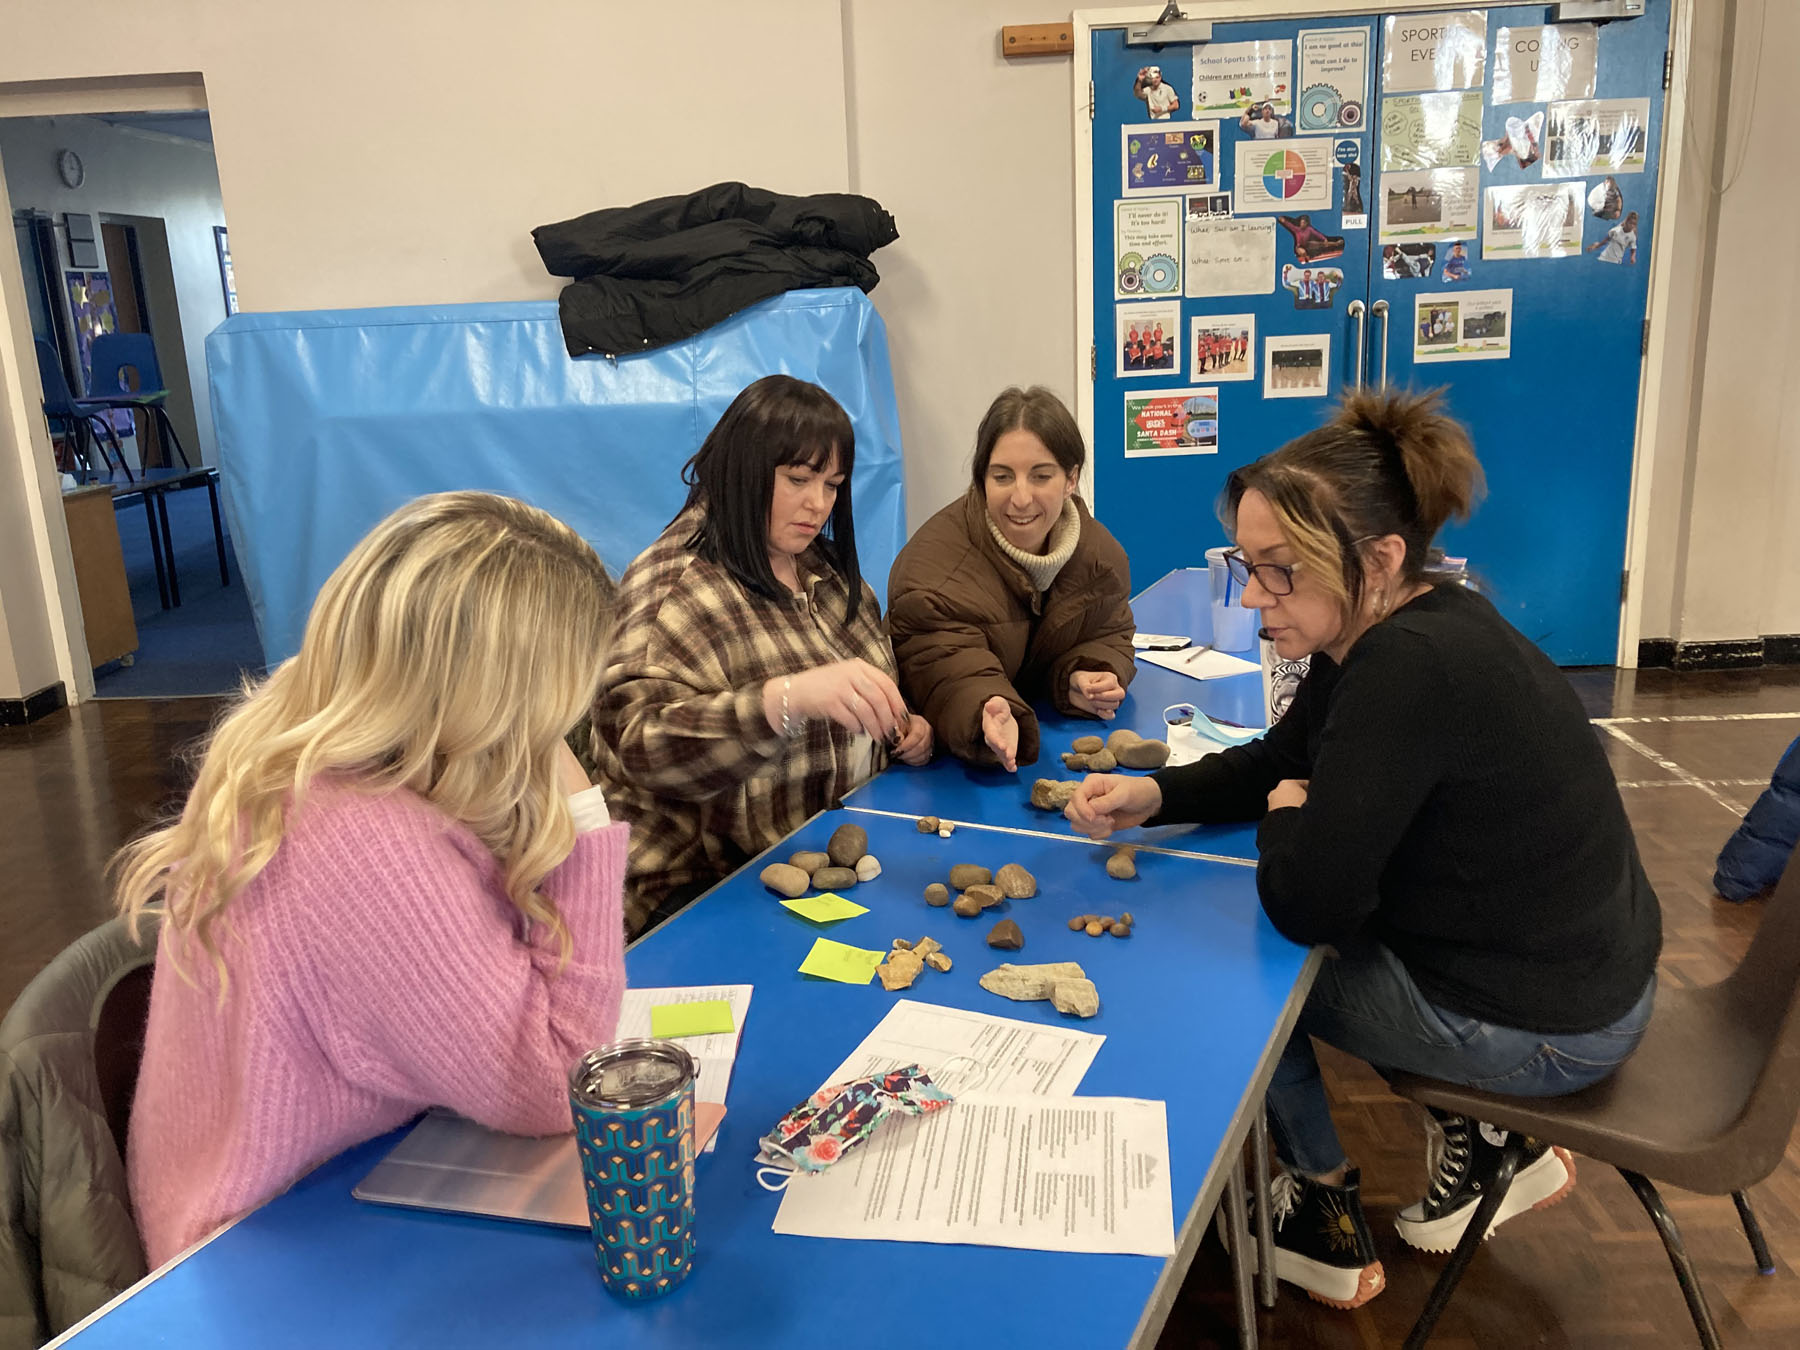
[{"xmin": 5, "ymin": 2, "xmax": 1800, "ymax": 1348}]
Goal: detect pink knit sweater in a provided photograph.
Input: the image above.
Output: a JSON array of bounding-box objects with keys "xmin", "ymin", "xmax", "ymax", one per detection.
[{"xmin": 128, "ymin": 781, "xmax": 629, "ymax": 1268}]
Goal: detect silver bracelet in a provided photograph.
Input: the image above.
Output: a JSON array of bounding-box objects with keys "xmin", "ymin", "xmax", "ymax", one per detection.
[{"xmin": 780, "ymin": 676, "xmax": 795, "ymax": 737}]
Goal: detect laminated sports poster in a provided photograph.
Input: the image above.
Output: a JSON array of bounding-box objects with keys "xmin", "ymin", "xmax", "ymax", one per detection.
[
  {"xmin": 1234, "ymin": 138, "xmax": 1334, "ymax": 213},
  {"xmin": 1414, "ymin": 288, "xmax": 1512, "ymax": 362},
  {"xmin": 1492, "ymin": 24, "xmax": 1597, "ymax": 104},
  {"xmin": 1114, "ymin": 199, "xmax": 1183, "ymax": 299},
  {"xmin": 1190, "ymin": 39, "xmax": 1292, "ymax": 116},
  {"xmin": 1382, "ymin": 10, "xmax": 1489, "ymax": 93},
  {"xmin": 1296, "ymin": 28, "xmax": 1369, "ymax": 131},
  {"xmin": 1380, "ymin": 91, "xmax": 1484, "ymax": 172},
  {"xmin": 1123, "ymin": 123, "xmax": 1217, "ymax": 197},
  {"xmin": 1543, "ymin": 98, "xmax": 1651, "ymax": 178},
  {"xmin": 1124, "ymin": 387, "xmax": 1220, "ymax": 457},
  {"xmin": 1379, "ymin": 167, "xmax": 1479, "ymax": 243},
  {"xmin": 1484, "ymin": 182, "xmax": 1584, "ymax": 258}
]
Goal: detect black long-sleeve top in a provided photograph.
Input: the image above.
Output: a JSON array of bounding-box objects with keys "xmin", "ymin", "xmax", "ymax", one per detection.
[{"xmin": 1149, "ymin": 583, "xmax": 1661, "ymax": 1034}]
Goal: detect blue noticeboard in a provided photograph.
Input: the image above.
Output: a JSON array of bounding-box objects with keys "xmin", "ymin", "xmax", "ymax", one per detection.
[
  {"xmin": 206, "ymin": 288, "xmax": 907, "ymax": 665},
  {"xmin": 1091, "ymin": 3, "xmax": 1671, "ymax": 665}
]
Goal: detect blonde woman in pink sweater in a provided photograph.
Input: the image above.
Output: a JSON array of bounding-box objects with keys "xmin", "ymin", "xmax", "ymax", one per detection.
[{"xmin": 113, "ymin": 492, "xmax": 629, "ymax": 1268}]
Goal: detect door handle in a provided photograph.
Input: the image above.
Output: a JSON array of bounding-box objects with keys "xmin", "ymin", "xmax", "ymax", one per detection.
[
  {"xmin": 1348, "ymin": 299, "xmax": 1367, "ymax": 387},
  {"xmin": 1371, "ymin": 300, "xmax": 1390, "ymax": 387}
]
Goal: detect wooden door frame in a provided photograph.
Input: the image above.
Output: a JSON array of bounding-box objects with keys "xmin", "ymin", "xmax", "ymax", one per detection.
[{"xmin": 1072, "ymin": 0, "xmax": 1693, "ymax": 668}]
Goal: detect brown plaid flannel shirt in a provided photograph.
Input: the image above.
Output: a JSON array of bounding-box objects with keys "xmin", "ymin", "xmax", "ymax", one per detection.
[{"xmin": 593, "ymin": 510, "xmax": 898, "ymax": 934}]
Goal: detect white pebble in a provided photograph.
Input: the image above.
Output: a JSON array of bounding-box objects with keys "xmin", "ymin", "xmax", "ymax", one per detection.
[
  {"xmin": 855, "ymin": 854, "xmax": 882, "ymax": 882},
  {"xmin": 938, "ymin": 823, "xmax": 954, "ymax": 838}
]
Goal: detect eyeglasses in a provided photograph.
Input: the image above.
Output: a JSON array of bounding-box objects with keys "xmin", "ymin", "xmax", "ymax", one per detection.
[{"xmin": 1222, "ymin": 548, "xmax": 1298, "ymax": 597}]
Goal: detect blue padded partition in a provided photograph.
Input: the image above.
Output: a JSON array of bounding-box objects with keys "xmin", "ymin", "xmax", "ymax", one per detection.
[{"xmin": 206, "ymin": 288, "xmax": 906, "ymax": 664}]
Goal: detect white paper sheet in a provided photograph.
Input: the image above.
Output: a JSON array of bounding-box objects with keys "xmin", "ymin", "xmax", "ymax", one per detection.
[
  {"xmin": 619, "ymin": 983, "xmax": 752, "ymax": 1123},
  {"xmin": 820, "ymin": 999, "xmax": 1104, "ymax": 1098},
  {"xmin": 1137, "ymin": 646, "xmax": 1261, "ymax": 681},
  {"xmin": 1183, "ymin": 217, "xmax": 1277, "ymax": 298},
  {"xmin": 772, "ymin": 1093, "xmax": 1176, "ymax": 1257}
]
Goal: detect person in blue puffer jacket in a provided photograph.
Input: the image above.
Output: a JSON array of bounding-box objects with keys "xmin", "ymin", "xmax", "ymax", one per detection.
[{"xmin": 1714, "ymin": 736, "xmax": 1800, "ymax": 901}]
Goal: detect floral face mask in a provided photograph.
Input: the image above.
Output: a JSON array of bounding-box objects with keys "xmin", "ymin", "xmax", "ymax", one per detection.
[{"xmin": 755, "ymin": 1063, "xmax": 955, "ymax": 1191}]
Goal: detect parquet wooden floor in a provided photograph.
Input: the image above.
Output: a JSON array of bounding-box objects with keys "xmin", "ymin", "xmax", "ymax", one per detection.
[{"xmin": 4, "ymin": 668, "xmax": 1800, "ymax": 1348}]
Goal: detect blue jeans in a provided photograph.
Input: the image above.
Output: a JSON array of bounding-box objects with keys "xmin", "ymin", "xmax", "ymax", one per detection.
[{"xmin": 1267, "ymin": 938, "xmax": 1656, "ymax": 1176}]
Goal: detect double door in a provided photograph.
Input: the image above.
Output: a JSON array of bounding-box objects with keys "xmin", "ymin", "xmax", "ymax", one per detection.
[{"xmin": 1091, "ymin": 2, "xmax": 1670, "ymax": 664}]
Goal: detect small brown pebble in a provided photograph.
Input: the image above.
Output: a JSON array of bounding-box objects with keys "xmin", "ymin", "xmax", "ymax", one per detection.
[
  {"xmin": 811, "ymin": 866, "xmax": 859, "ymax": 889},
  {"xmin": 924, "ymin": 951, "xmax": 953, "ymax": 972},
  {"xmin": 789, "ymin": 850, "xmax": 831, "ymax": 874},
  {"xmin": 1084, "ymin": 920, "xmax": 1105, "ymax": 937},
  {"xmin": 1109, "ymin": 922, "xmax": 1132, "ymax": 937},
  {"xmin": 964, "ymin": 883, "xmax": 1004, "ymax": 909},
  {"xmin": 892, "ymin": 937, "xmax": 914, "ymax": 950},
  {"xmin": 916, "ymin": 816, "xmax": 940, "ymax": 833},
  {"xmin": 924, "ymin": 883, "xmax": 950, "ymax": 907},
  {"xmin": 995, "ymin": 863, "xmax": 1037, "ymax": 899},
  {"xmin": 1087, "ymin": 748, "xmax": 1117, "ymax": 772},
  {"xmin": 952, "ymin": 894, "xmax": 983, "ymax": 918},
  {"xmin": 986, "ymin": 918, "xmax": 1024, "ymax": 950},
  {"xmin": 949, "ymin": 863, "xmax": 993, "ymax": 889},
  {"xmin": 1120, "ymin": 912, "xmax": 1134, "ymax": 927},
  {"xmin": 1106, "ymin": 849, "xmax": 1138, "ymax": 881},
  {"xmin": 1060, "ymin": 752, "xmax": 1088, "ymax": 771},
  {"xmin": 1067, "ymin": 915, "xmax": 1088, "ymax": 931},
  {"xmin": 1071, "ymin": 735, "xmax": 1104, "ymax": 754},
  {"xmin": 760, "ymin": 863, "xmax": 810, "ymax": 898}
]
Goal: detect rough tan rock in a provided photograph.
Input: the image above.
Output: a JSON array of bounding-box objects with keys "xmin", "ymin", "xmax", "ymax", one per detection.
[
  {"xmin": 1106, "ymin": 848, "xmax": 1138, "ymax": 881},
  {"xmin": 789, "ymin": 850, "xmax": 831, "ymax": 874},
  {"xmin": 952, "ymin": 894, "xmax": 983, "ymax": 918},
  {"xmin": 924, "ymin": 883, "xmax": 950, "ymax": 907},
  {"xmin": 924, "ymin": 951, "xmax": 952, "ymax": 972},
  {"xmin": 811, "ymin": 866, "xmax": 859, "ymax": 890},
  {"xmin": 979, "ymin": 961, "xmax": 1089, "ymax": 1002},
  {"xmin": 1071, "ymin": 735, "xmax": 1104, "ymax": 754},
  {"xmin": 760, "ymin": 863, "xmax": 810, "ymax": 898},
  {"xmin": 986, "ymin": 918, "xmax": 1024, "ymax": 950},
  {"xmin": 891, "ymin": 937, "xmax": 914, "ymax": 950},
  {"xmin": 995, "ymin": 863, "xmax": 1037, "ymax": 899},
  {"xmin": 1050, "ymin": 978, "xmax": 1100, "ymax": 1018},
  {"xmin": 964, "ymin": 883, "xmax": 1005, "ymax": 909},
  {"xmin": 948, "ymin": 863, "xmax": 992, "ymax": 889},
  {"xmin": 1115, "ymin": 739, "xmax": 1170, "ymax": 769},
  {"xmin": 913, "ymin": 936, "xmax": 942, "ymax": 958},
  {"xmin": 878, "ymin": 949, "xmax": 925, "ymax": 991},
  {"xmin": 1029, "ymin": 779, "xmax": 1080, "ymax": 810},
  {"xmin": 855, "ymin": 854, "xmax": 883, "ymax": 882},
  {"xmin": 827, "ymin": 822, "xmax": 869, "ymax": 868}
]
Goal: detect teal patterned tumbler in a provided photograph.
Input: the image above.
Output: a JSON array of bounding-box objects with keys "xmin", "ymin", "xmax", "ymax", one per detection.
[{"xmin": 568, "ymin": 1039, "xmax": 698, "ymax": 1299}]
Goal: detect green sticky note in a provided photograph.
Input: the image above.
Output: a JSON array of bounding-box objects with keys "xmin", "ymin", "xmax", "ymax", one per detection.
[
  {"xmin": 780, "ymin": 892, "xmax": 871, "ymax": 924},
  {"xmin": 650, "ymin": 1000, "xmax": 736, "ymax": 1039},
  {"xmin": 797, "ymin": 937, "xmax": 885, "ymax": 985}
]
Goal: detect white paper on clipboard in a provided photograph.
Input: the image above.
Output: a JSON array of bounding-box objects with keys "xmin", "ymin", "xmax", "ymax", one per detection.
[{"xmin": 1137, "ymin": 646, "xmax": 1261, "ymax": 680}]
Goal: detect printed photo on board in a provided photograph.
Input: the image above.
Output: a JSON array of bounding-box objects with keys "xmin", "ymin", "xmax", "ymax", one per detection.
[
  {"xmin": 1480, "ymin": 111, "xmax": 1545, "ymax": 170},
  {"xmin": 1379, "ymin": 167, "xmax": 1479, "ymax": 242},
  {"xmin": 1134, "ymin": 65, "xmax": 1181, "ymax": 119},
  {"xmin": 1382, "ymin": 243, "xmax": 1437, "ymax": 280},
  {"xmin": 1264, "ymin": 334, "xmax": 1331, "ymax": 397},
  {"xmin": 1282, "ymin": 264, "xmax": 1346, "ymax": 309},
  {"xmin": 1190, "ymin": 316, "xmax": 1256, "ymax": 381},
  {"xmin": 1342, "ymin": 160, "xmax": 1365, "ymax": 216},
  {"xmin": 1239, "ymin": 102, "xmax": 1295, "ymax": 139},
  {"xmin": 1587, "ymin": 211, "xmax": 1639, "ymax": 264},
  {"xmin": 1414, "ymin": 288, "xmax": 1513, "ymax": 361},
  {"xmin": 1418, "ymin": 300, "xmax": 1459, "ymax": 349},
  {"xmin": 1589, "ymin": 175, "xmax": 1624, "ymax": 220},
  {"xmin": 1441, "ymin": 241, "xmax": 1472, "ymax": 281},
  {"xmin": 1117, "ymin": 301, "xmax": 1182, "ymax": 377},
  {"xmin": 1123, "ymin": 125, "xmax": 1217, "ymax": 197},
  {"xmin": 1278, "ymin": 213, "xmax": 1344, "ymax": 263},
  {"xmin": 1187, "ymin": 191, "xmax": 1233, "ymax": 220}
]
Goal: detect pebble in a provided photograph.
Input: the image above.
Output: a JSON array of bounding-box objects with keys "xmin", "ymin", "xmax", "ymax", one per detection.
[
  {"xmin": 1105, "ymin": 728, "xmax": 1140, "ymax": 755},
  {"xmin": 924, "ymin": 883, "xmax": 950, "ymax": 907},
  {"xmin": 1109, "ymin": 922, "xmax": 1132, "ymax": 938},
  {"xmin": 1084, "ymin": 920, "xmax": 1105, "ymax": 937},
  {"xmin": 964, "ymin": 883, "xmax": 1005, "ymax": 909},
  {"xmin": 760, "ymin": 863, "xmax": 810, "ymax": 898},
  {"xmin": 1115, "ymin": 739, "xmax": 1170, "ymax": 769},
  {"xmin": 938, "ymin": 823, "xmax": 955, "ymax": 838},
  {"xmin": 1106, "ymin": 848, "xmax": 1138, "ymax": 881},
  {"xmin": 811, "ymin": 866, "xmax": 859, "ymax": 890},
  {"xmin": 1068, "ymin": 915, "xmax": 1090, "ymax": 931},
  {"xmin": 789, "ymin": 850, "xmax": 830, "ymax": 874},
  {"xmin": 995, "ymin": 863, "xmax": 1037, "ymax": 899},
  {"xmin": 986, "ymin": 918, "xmax": 1024, "ymax": 950},
  {"xmin": 1120, "ymin": 912, "xmax": 1135, "ymax": 927},
  {"xmin": 855, "ymin": 854, "xmax": 883, "ymax": 882},
  {"xmin": 948, "ymin": 863, "xmax": 992, "ymax": 889},
  {"xmin": 1087, "ymin": 748, "xmax": 1118, "ymax": 772},
  {"xmin": 952, "ymin": 894, "xmax": 983, "ymax": 918},
  {"xmin": 826, "ymin": 822, "xmax": 869, "ymax": 868},
  {"xmin": 916, "ymin": 816, "xmax": 940, "ymax": 833},
  {"xmin": 1029, "ymin": 779, "xmax": 1080, "ymax": 811},
  {"xmin": 1071, "ymin": 735, "xmax": 1104, "ymax": 754},
  {"xmin": 924, "ymin": 951, "xmax": 953, "ymax": 973}
]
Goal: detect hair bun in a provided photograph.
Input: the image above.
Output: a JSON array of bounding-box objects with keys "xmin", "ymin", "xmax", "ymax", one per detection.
[{"xmin": 1336, "ymin": 387, "xmax": 1485, "ymax": 534}]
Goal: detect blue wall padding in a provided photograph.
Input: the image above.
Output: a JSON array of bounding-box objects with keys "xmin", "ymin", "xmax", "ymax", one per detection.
[
  {"xmin": 1714, "ymin": 736, "xmax": 1800, "ymax": 901},
  {"xmin": 206, "ymin": 288, "xmax": 907, "ymax": 665}
]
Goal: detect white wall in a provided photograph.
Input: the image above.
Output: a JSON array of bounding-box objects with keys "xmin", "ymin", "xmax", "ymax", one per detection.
[{"xmin": 0, "ymin": 114, "xmax": 224, "ymax": 463}]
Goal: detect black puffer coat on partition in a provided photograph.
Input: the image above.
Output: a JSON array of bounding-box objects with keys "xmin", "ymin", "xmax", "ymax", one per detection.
[{"xmin": 533, "ymin": 181, "xmax": 898, "ymax": 358}]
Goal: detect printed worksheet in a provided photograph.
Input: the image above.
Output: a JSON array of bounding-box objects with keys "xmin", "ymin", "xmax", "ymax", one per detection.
[
  {"xmin": 773, "ymin": 1093, "xmax": 1176, "ymax": 1257},
  {"xmin": 820, "ymin": 999, "xmax": 1104, "ymax": 1097}
]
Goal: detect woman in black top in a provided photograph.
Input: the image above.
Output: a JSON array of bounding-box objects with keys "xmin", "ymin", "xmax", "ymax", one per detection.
[{"xmin": 1067, "ymin": 389, "xmax": 1660, "ymax": 1311}]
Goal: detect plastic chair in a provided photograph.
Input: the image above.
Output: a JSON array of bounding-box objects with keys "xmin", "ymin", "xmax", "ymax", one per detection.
[
  {"xmin": 0, "ymin": 912, "xmax": 160, "ymax": 1343},
  {"xmin": 84, "ymin": 332, "xmax": 192, "ymax": 469},
  {"xmin": 34, "ymin": 338, "xmax": 131, "ymax": 481},
  {"xmin": 1387, "ymin": 843, "xmax": 1800, "ymax": 1349}
]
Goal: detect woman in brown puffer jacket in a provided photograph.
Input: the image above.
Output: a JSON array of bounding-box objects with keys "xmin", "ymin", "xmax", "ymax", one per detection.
[{"xmin": 888, "ymin": 387, "xmax": 1135, "ymax": 770}]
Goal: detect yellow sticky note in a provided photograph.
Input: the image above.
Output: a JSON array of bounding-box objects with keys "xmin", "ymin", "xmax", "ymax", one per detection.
[
  {"xmin": 780, "ymin": 892, "xmax": 870, "ymax": 924},
  {"xmin": 797, "ymin": 937, "xmax": 885, "ymax": 985},
  {"xmin": 650, "ymin": 1000, "xmax": 735, "ymax": 1039}
]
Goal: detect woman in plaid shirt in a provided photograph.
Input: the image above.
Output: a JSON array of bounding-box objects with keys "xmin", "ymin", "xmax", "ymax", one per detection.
[{"xmin": 594, "ymin": 376, "xmax": 933, "ymax": 935}]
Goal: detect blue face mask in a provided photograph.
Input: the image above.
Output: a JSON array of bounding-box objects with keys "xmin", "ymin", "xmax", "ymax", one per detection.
[{"xmin": 1163, "ymin": 703, "xmax": 1265, "ymax": 758}]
